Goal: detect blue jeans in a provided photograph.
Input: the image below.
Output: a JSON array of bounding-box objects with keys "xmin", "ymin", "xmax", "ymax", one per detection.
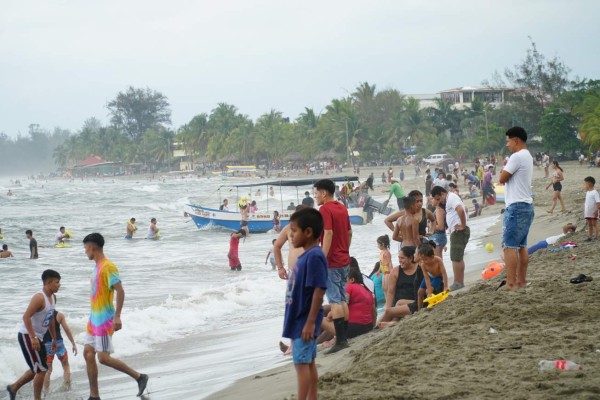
[
  {"xmin": 292, "ymin": 338, "xmax": 317, "ymax": 364},
  {"xmin": 503, "ymin": 203, "xmax": 534, "ymax": 249},
  {"xmin": 430, "ymin": 232, "xmax": 447, "ymax": 248},
  {"xmin": 326, "ymin": 266, "xmax": 349, "ymax": 304}
]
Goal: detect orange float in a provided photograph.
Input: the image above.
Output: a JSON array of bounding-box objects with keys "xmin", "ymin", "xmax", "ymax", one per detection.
[{"xmin": 482, "ymin": 262, "xmax": 504, "ymax": 280}]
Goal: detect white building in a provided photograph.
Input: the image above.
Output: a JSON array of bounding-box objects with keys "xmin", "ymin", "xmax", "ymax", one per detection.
[{"xmin": 438, "ymin": 86, "xmax": 513, "ymax": 109}]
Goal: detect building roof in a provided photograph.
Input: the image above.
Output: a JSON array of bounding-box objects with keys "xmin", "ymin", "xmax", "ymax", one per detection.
[
  {"xmin": 439, "ymin": 86, "xmax": 513, "ymax": 93},
  {"xmin": 77, "ymin": 155, "xmax": 107, "ymax": 167}
]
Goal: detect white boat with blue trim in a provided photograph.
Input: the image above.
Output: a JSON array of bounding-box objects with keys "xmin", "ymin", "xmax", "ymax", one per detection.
[{"xmin": 186, "ymin": 176, "xmax": 392, "ymax": 233}]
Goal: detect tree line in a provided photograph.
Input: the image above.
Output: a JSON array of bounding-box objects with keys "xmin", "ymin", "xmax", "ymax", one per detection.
[{"xmin": 2, "ymin": 40, "xmax": 599, "ymax": 175}]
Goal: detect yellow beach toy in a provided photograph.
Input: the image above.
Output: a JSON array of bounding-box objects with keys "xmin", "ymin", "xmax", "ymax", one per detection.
[
  {"xmin": 238, "ymin": 196, "xmax": 251, "ymax": 207},
  {"xmin": 424, "ymin": 290, "xmax": 450, "ymax": 309},
  {"xmin": 54, "ymin": 243, "xmax": 72, "ymax": 248},
  {"xmin": 64, "ymin": 230, "xmax": 73, "ymax": 239},
  {"xmin": 128, "ymin": 221, "xmax": 138, "ymax": 232},
  {"xmin": 0, "ymin": 233, "xmax": 4, "ymax": 240}
]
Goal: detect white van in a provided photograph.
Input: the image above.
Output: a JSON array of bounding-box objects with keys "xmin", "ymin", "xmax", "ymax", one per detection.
[{"xmin": 423, "ymin": 154, "xmax": 448, "ymax": 165}]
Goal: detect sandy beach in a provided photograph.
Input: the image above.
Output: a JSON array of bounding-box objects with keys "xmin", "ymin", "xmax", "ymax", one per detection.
[{"xmin": 210, "ymin": 161, "xmax": 600, "ymax": 400}]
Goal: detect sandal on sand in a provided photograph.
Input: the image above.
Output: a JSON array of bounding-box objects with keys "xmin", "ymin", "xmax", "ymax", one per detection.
[
  {"xmin": 496, "ymin": 280, "xmax": 507, "ymax": 290},
  {"xmin": 570, "ymin": 274, "xmax": 593, "ymax": 284}
]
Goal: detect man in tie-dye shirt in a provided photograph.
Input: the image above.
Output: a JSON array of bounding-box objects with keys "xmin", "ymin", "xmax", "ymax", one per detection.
[{"xmin": 82, "ymin": 233, "xmax": 148, "ymax": 400}]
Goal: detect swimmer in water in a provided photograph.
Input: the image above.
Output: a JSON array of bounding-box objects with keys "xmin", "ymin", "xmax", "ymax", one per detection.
[
  {"xmin": 0, "ymin": 244, "xmax": 14, "ymax": 258},
  {"xmin": 146, "ymin": 218, "xmax": 160, "ymax": 239},
  {"xmin": 56, "ymin": 227, "xmax": 68, "ymax": 244},
  {"xmin": 7, "ymin": 189, "xmax": 13, "ymax": 197},
  {"xmin": 125, "ymin": 218, "xmax": 137, "ymax": 240}
]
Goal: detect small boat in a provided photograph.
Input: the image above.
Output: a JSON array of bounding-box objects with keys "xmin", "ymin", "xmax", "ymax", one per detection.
[{"xmin": 187, "ymin": 176, "xmax": 392, "ymax": 233}]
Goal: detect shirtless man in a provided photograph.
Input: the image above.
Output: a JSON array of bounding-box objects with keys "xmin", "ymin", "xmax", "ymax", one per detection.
[
  {"xmin": 385, "ymin": 191, "xmax": 434, "ymax": 233},
  {"xmin": 125, "ymin": 218, "xmax": 137, "ymax": 240},
  {"xmin": 1, "ymin": 244, "xmax": 14, "ymax": 258},
  {"xmin": 392, "ymin": 196, "xmax": 420, "ymax": 250}
]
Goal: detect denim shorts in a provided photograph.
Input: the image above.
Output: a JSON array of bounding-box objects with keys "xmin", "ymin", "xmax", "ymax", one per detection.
[
  {"xmin": 430, "ymin": 231, "xmax": 447, "ymax": 248},
  {"xmin": 503, "ymin": 202, "xmax": 534, "ymax": 249},
  {"xmin": 326, "ymin": 266, "xmax": 349, "ymax": 304},
  {"xmin": 292, "ymin": 338, "xmax": 317, "ymax": 364}
]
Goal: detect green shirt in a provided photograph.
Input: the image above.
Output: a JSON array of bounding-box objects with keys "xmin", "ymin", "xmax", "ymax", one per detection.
[{"xmin": 387, "ymin": 183, "xmax": 405, "ymax": 200}]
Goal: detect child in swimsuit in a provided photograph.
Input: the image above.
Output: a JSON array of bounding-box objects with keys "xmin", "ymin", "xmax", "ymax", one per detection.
[
  {"xmin": 272, "ymin": 210, "xmax": 281, "ymax": 232},
  {"xmin": 377, "ymin": 235, "xmax": 392, "ymax": 304},
  {"xmin": 416, "ymin": 241, "xmax": 449, "ymax": 310}
]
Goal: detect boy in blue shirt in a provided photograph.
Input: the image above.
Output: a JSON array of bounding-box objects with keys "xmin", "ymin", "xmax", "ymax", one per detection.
[{"xmin": 283, "ymin": 208, "xmax": 328, "ymax": 400}]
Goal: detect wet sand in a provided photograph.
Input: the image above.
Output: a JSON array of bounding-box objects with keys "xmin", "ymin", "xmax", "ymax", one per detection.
[{"xmin": 211, "ymin": 161, "xmax": 600, "ymax": 400}]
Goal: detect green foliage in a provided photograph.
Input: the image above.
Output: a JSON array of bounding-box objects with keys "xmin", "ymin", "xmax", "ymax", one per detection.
[
  {"xmin": 107, "ymin": 86, "xmax": 171, "ymax": 142},
  {"xmin": 539, "ymin": 105, "xmax": 580, "ymax": 152}
]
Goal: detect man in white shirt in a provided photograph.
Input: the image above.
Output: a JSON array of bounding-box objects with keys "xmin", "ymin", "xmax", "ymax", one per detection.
[
  {"xmin": 499, "ymin": 127, "xmax": 534, "ymax": 289},
  {"xmin": 430, "ymin": 186, "xmax": 469, "ymax": 291}
]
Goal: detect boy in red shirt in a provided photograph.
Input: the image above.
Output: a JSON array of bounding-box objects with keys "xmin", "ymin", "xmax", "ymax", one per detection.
[{"xmin": 313, "ymin": 179, "xmax": 352, "ymax": 354}]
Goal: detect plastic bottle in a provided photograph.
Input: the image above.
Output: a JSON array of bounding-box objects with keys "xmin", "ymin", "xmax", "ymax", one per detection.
[{"xmin": 538, "ymin": 360, "xmax": 581, "ymax": 371}]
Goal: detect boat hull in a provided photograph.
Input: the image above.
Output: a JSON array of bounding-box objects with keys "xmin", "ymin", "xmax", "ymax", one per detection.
[{"xmin": 188, "ymin": 205, "xmax": 367, "ymax": 233}]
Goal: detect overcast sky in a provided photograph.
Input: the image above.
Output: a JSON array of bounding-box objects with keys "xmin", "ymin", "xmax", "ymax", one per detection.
[{"xmin": 1, "ymin": 0, "xmax": 599, "ymax": 137}]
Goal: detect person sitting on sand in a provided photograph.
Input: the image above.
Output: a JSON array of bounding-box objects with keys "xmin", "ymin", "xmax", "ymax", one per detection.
[
  {"xmin": 527, "ymin": 223, "xmax": 577, "ymax": 255},
  {"xmin": 416, "ymin": 242, "xmax": 449, "ymax": 310},
  {"xmin": 469, "ymin": 199, "xmax": 481, "ymax": 218},
  {"xmin": 0, "ymin": 244, "xmax": 14, "ymax": 258},
  {"xmin": 125, "ymin": 218, "xmax": 137, "ymax": 239},
  {"xmin": 467, "ymin": 181, "xmax": 479, "ymax": 199},
  {"xmin": 321, "ymin": 262, "xmax": 376, "ymax": 343},
  {"xmin": 377, "ymin": 246, "xmax": 424, "ymax": 329}
]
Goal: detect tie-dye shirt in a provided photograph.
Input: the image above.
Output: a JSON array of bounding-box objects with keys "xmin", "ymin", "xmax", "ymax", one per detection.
[{"xmin": 87, "ymin": 258, "xmax": 121, "ymax": 336}]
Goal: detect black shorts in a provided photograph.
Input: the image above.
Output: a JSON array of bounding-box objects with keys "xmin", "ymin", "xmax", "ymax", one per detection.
[
  {"xmin": 553, "ymin": 182, "xmax": 562, "ymax": 192},
  {"xmin": 18, "ymin": 333, "xmax": 48, "ymax": 373},
  {"xmin": 407, "ymin": 302, "xmax": 418, "ymax": 314},
  {"xmin": 347, "ymin": 323, "xmax": 373, "ymax": 339},
  {"xmin": 240, "ymin": 220, "xmax": 248, "ymax": 227}
]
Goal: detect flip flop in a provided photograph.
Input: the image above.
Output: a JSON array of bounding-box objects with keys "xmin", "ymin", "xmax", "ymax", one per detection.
[
  {"xmin": 496, "ymin": 279, "xmax": 507, "ymax": 290},
  {"xmin": 570, "ymin": 274, "xmax": 593, "ymax": 284}
]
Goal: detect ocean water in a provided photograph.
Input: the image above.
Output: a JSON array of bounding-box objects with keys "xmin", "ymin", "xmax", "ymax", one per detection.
[{"xmin": 0, "ymin": 176, "xmax": 498, "ymax": 399}]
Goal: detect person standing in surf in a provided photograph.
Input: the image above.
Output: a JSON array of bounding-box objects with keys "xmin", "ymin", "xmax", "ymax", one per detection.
[
  {"xmin": 82, "ymin": 233, "xmax": 148, "ymax": 400},
  {"xmin": 314, "ymin": 179, "xmax": 352, "ymax": 354},
  {"xmin": 228, "ymin": 229, "xmax": 246, "ymax": 271},
  {"xmin": 26, "ymin": 229, "xmax": 38, "ymax": 259},
  {"xmin": 146, "ymin": 218, "xmax": 160, "ymax": 239},
  {"xmin": 125, "ymin": 218, "xmax": 137, "ymax": 240},
  {"xmin": 6, "ymin": 269, "xmax": 60, "ymax": 400}
]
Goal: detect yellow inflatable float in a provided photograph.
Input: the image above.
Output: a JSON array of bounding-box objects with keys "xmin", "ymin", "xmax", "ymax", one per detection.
[{"xmin": 54, "ymin": 243, "xmax": 72, "ymax": 248}]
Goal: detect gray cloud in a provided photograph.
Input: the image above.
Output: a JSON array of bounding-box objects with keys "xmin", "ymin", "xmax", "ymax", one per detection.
[{"xmin": 1, "ymin": 0, "xmax": 598, "ymax": 136}]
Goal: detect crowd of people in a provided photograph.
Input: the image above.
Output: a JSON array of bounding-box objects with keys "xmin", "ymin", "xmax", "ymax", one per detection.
[{"xmin": 274, "ymin": 126, "xmax": 590, "ymax": 400}]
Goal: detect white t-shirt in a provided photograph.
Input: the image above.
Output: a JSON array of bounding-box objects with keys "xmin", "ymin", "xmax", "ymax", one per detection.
[
  {"xmin": 546, "ymin": 234, "xmax": 565, "ymax": 245},
  {"xmin": 504, "ymin": 149, "xmax": 533, "ymax": 207},
  {"xmin": 445, "ymin": 192, "xmax": 468, "ymax": 233},
  {"xmin": 584, "ymin": 189, "xmax": 600, "ymax": 218}
]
